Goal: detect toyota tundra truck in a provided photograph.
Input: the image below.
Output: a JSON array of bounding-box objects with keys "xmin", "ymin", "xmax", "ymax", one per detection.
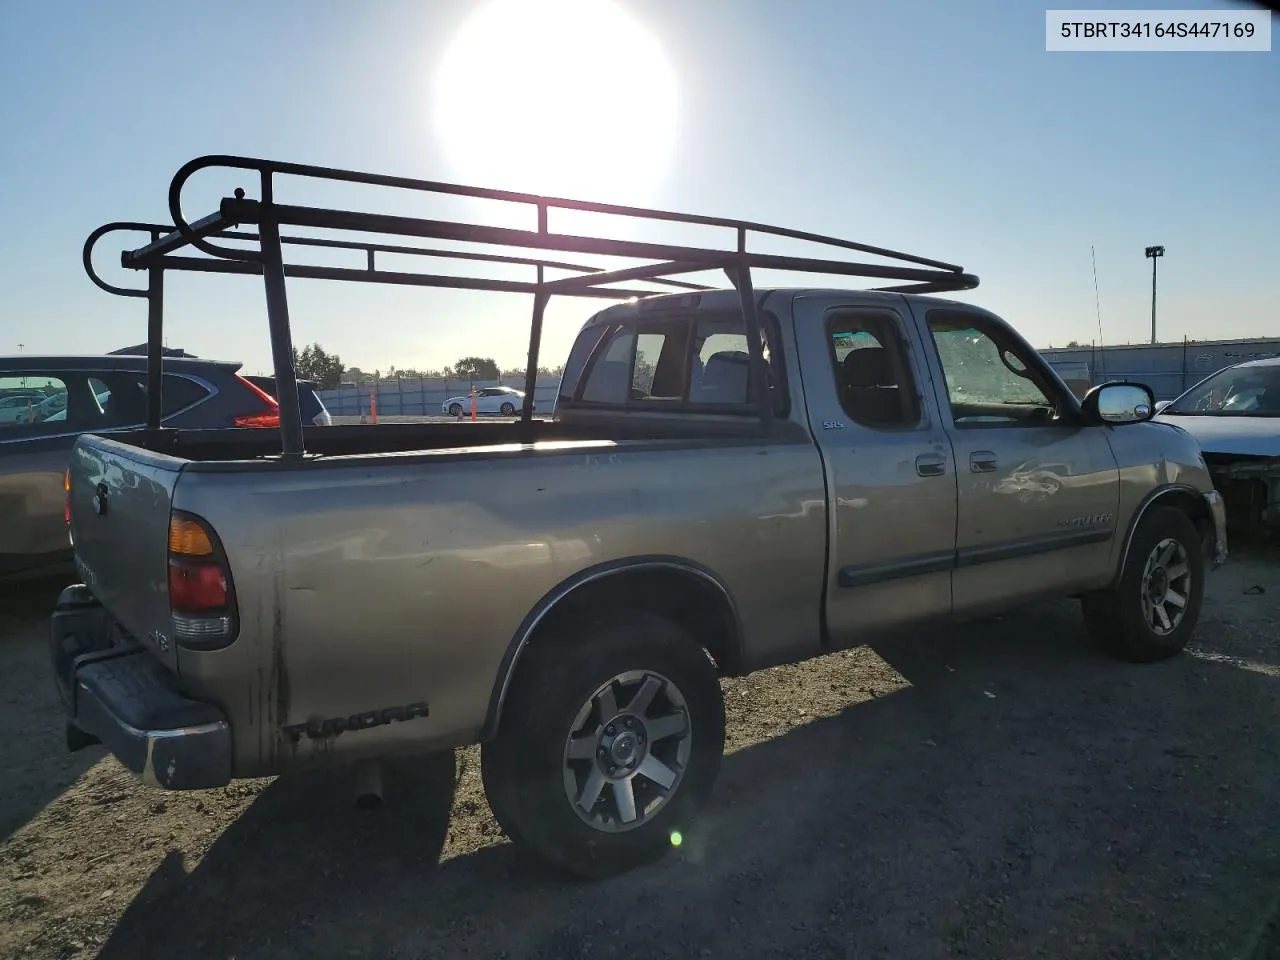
[{"xmin": 52, "ymin": 156, "xmax": 1227, "ymax": 881}]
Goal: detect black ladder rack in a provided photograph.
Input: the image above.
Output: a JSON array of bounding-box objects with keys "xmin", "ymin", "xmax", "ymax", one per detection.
[{"xmin": 83, "ymin": 154, "xmax": 979, "ymax": 457}]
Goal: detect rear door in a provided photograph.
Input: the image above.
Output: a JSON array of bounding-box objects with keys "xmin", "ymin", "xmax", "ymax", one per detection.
[
  {"xmin": 908, "ymin": 305, "xmax": 1121, "ymax": 613},
  {"xmin": 792, "ymin": 293, "xmax": 959, "ymax": 643}
]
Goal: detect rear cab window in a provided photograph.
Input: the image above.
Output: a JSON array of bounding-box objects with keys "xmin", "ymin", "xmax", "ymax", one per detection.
[{"xmin": 560, "ymin": 307, "xmax": 788, "ymax": 416}]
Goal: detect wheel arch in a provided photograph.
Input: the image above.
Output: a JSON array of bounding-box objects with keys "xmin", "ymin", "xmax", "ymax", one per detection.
[
  {"xmin": 480, "ymin": 556, "xmax": 744, "ymax": 740},
  {"xmin": 1112, "ymin": 483, "xmax": 1212, "ymax": 587}
]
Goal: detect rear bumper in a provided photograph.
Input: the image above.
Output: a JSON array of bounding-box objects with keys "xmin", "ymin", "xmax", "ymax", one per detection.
[
  {"xmin": 1204, "ymin": 490, "xmax": 1229, "ymax": 568},
  {"xmin": 49, "ymin": 585, "xmax": 232, "ymax": 790}
]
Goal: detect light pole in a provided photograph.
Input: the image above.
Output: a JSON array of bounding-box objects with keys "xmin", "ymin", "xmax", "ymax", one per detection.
[{"xmin": 1145, "ymin": 245, "xmax": 1165, "ymax": 345}]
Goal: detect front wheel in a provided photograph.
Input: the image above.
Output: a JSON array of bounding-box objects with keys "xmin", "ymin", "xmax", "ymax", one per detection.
[
  {"xmin": 447, "ymin": 402, "xmax": 462, "ymax": 417},
  {"xmin": 1082, "ymin": 506, "xmax": 1205, "ymax": 662},
  {"xmin": 481, "ymin": 611, "xmax": 725, "ymax": 879}
]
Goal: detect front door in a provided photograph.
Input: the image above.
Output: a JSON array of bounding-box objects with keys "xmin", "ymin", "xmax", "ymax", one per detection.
[
  {"xmin": 908, "ymin": 305, "xmax": 1121, "ymax": 614},
  {"xmin": 792, "ymin": 294, "xmax": 959, "ymax": 644}
]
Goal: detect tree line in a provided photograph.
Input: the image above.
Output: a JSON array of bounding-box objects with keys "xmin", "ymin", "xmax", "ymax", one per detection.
[{"xmin": 291, "ymin": 343, "xmax": 562, "ymax": 390}]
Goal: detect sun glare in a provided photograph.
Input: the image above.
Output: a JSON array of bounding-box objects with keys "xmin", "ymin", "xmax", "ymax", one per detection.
[{"xmin": 432, "ymin": 0, "xmax": 678, "ymax": 202}]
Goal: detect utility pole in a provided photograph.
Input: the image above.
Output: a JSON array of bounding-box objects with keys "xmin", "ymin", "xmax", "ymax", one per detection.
[{"xmin": 1145, "ymin": 245, "xmax": 1165, "ymax": 345}]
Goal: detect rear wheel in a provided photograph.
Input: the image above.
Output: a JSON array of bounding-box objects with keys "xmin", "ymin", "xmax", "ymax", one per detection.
[
  {"xmin": 1082, "ymin": 506, "xmax": 1205, "ymax": 662},
  {"xmin": 500, "ymin": 401, "xmax": 516, "ymax": 416},
  {"xmin": 481, "ymin": 610, "xmax": 724, "ymax": 879}
]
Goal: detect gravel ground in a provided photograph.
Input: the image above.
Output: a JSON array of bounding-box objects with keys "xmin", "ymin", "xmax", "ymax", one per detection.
[{"xmin": 2, "ymin": 548, "xmax": 1278, "ymax": 960}]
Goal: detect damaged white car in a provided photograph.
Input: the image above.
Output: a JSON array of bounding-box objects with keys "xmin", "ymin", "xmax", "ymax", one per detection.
[{"xmin": 1155, "ymin": 356, "xmax": 1280, "ymax": 534}]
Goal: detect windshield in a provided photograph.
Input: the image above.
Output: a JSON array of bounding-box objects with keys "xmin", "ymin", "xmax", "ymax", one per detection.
[{"xmin": 1163, "ymin": 364, "xmax": 1280, "ymax": 417}]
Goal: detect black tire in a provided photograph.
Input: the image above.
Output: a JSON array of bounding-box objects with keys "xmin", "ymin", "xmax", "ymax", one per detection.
[
  {"xmin": 500, "ymin": 401, "xmax": 516, "ymax": 416},
  {"xmin": 447, "ymin": 403, "xmax": 462, "ymax": 417},
  {"xmin": 1082, "ymin": 506, "xmax": 1205, "ymax": 663},
  {"xmin": 481, "ymin": 610, "xmax": 725, "ymax": 880}
]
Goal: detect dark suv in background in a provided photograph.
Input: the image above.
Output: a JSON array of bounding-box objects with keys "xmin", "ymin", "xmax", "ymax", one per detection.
[{"xmin": 0, "ymin": 354, "xmax": 284, "ymax": 582}]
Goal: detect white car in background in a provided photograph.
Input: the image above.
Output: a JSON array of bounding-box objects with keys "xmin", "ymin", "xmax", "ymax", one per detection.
[
  {"xmin": 1154, "ymin": 356, "xmax": 1280, "ymax": 532},
  {"xmin": 1154, "ymin": 357, "xmax": 1280, "ymax": 452},
  {"xmin": 441, "ymin": 385, "xmax": 533, "ymax": 417},
  {"xmin": 0, "ymin": 394, "xmax": 43, "ymax": 424},
  {"xmin": 34, "ymin": 390, "xmax": 69, "ymax": 421}
]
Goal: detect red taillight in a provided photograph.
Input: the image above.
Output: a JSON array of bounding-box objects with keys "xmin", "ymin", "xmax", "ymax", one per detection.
[
  {"xmin": 233, "ymin": 411, "xmax": 281, "ymax": 428},
  {"xmin": 168, "ymin": 559, "xmax": 228, "ymax": 612},
  {"xmin": 64, "ymin": 468, "xmax": 71, "ymax": 527},
  {"xmin": 167, "ymin": 511, "xmax": 237, "ymax": 647},
  {"xmin": 234, "ymin": 374, "xmax": 281, "ymax": 429}
]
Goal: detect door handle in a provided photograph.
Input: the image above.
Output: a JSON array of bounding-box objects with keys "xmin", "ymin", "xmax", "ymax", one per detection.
[
  {"xmin": 970, "ymin": 450, "xmax": 998, "ymax": 473},
  {"xmin": 915, "ymin": 453, "xmax": 946, "ymax": 477}
]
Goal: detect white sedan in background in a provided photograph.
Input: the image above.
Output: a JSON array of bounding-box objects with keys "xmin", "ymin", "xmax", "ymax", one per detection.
[
  {"xmin": 0, "ymin": 394, "xmax": 43, "ymax": 424},
  {"xmin": 441, "ymin": 385, "xmax": 534, "ymax": 417}
]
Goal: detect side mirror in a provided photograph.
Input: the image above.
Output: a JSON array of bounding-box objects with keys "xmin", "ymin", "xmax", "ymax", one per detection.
[
  {"xmin": 1153, "ymin": 399, "xmax": 1171, "ymax": 413},
  {"xmin": 1081, "ymin": 381, "xmax": 1155, "ymax": 426}
]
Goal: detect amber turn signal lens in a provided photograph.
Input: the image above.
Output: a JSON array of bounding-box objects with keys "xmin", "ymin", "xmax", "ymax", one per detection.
[{"xmin": 169, "ymin": 516, "xmax": 215, "ymax": 556}]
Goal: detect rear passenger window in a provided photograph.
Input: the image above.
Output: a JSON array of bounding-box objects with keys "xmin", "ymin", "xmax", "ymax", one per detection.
[
  {"xmin": 87, "ymin": 371, "xmax": 208, "ymax": 427},
  {"xmin": 0, "ymin": 375, "xmax": 70, "ymax": 437},
  {"xmin": 88, "ymin": 375, "xmax": 147, "ymax": 427},
  {"xmin": 160, "ymin": 375, "xmax": 211, "ymax": 415},
  {"xmin": 826, "ymin": 310, "xmax": 921, "ymax": 429}
]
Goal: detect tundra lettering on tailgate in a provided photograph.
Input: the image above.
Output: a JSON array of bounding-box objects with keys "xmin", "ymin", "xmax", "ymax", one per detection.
[{"xmin": 281, "ymin": 701, "xmax": 431, "ymax": 743}]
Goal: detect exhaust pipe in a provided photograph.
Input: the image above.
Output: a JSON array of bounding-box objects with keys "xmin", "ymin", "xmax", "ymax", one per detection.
[{"xmin": 354, "ymin": 760, "xmax": 383, "ymax": 811}]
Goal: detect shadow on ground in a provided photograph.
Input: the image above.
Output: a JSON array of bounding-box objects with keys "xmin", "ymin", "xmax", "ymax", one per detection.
[
  {"xmin": 0, "ymin": 574, "xmax": 102, "ymax": 841},
  {"xmin": 0, "ymin": 574, "xmax": 68, "ymax": 622},
  {"xmin": 96, "ymin": 601, "xmax": 1280, "ymax": 960}
]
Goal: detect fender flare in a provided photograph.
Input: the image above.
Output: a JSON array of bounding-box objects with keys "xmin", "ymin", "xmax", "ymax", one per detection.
[
  {"xmin": 1110, "ymin": 482, "xmax": 1210, "ymax": 587},
  {"xmin": 479, "ymin": 555, "xmax": 742, "ymax": 740}
]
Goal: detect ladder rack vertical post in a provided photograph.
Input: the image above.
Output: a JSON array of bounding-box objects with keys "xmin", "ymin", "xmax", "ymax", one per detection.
[
  {"xmin": 258, "ymin": 170, "xmax": 306, "ymax": 458},
  {"xmin": 145, "ymin": 252, "xmax": 165, "ymax": 432},
  {"xmin": 521, "ymin": 202, "xmax": 549, "ymax": 428},
  {"xmin": 731, "ymin": 227, "xmax": 771, "ymax": 423}
]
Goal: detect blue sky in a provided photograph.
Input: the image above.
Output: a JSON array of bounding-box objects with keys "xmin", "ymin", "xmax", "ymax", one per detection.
[{"xmin": 1, "ymin": 0, "xmax": 1275, "ymax": 376}]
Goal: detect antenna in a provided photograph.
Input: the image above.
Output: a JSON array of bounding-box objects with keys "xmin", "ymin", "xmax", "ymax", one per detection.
[{"xmin": 1091, "ymin": 245, "xmax": 1106, "ymax": 380}]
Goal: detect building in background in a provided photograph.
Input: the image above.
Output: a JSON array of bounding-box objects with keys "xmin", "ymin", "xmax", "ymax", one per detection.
[{"xmin": 1042, "ymin": 337, "xmax": 1280, "ymax": 402}]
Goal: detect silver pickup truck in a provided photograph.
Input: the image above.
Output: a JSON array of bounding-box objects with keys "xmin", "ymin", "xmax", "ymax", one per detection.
[{"xmin": 52, "ymin": 157, "xmax": 1227, "ymax": 880}]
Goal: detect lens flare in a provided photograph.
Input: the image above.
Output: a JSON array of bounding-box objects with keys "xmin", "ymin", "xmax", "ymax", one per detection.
[{"xmin": 433, "ymin": 0, "xmax": 679, "ymax": 200}]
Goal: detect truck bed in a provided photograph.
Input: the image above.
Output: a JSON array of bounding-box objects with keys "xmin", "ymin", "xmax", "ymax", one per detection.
[{"xmin": 66, "ymin": 418, "xmax": 828, "ymax": 773}]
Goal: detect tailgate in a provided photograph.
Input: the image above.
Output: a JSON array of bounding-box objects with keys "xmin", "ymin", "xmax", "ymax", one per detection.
[{"xmin": 69, "ymin": 435, "xmax": 186, "ymax": 673}]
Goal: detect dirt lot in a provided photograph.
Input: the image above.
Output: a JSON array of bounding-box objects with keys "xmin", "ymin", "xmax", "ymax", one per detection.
[{"xmin": 2, "ymin": 550, "xmax": 1279, "ymax": 960}]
